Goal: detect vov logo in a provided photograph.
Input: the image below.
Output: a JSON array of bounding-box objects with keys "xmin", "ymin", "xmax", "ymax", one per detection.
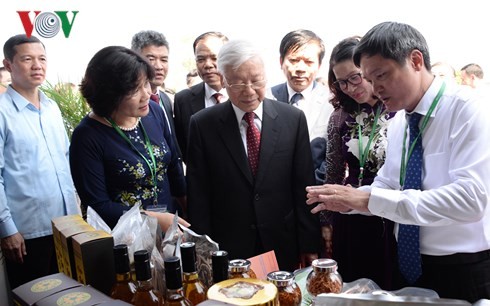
[{"xmin": 17, "ymin": 11, "xmax": 79, "ymax": 38}]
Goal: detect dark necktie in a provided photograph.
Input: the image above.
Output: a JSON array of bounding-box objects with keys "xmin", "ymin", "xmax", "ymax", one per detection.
[
  {"xmin": 243, "ymin": 112, "xmax": 261, "ymax": 177},
  {"xmin": 213, "ymin": 93, "xmax": 223, "ymax": 104},
  {"xmin": 150, "ymin": 93, "xmax": 159, "ymax": 103},
  {"xmin": 290, "ymin": 92, "xmax": 303, "ymax": 105},
  {"xmin": 398, "ymin": 112, "xmax": 423, "ymax": 284}
]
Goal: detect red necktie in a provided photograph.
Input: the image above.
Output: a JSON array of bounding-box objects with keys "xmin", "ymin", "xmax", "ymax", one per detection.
[
  {"xmin": 243, "ymin": 112, "xmax": 261, "ymax": 177},
  {"xmin": 213, "ymin": 93, "xmax": 223, "ymax": 104},
  {"xmin": 150, "ymin": 93, "xmax": 159, "ymax": 103}
]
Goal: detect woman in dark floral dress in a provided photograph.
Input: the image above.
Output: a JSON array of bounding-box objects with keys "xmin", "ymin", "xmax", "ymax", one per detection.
[
  {"xmin": 318, "ymin": 37, "xmax": 398, "ymax": 289},
  {"xmin": 70, "ymin": 46, "xmax": 187, "ymax": 230}
]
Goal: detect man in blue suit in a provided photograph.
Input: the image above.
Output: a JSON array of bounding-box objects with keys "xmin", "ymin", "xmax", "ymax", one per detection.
[{"xmin": 267, "ymin": 30, "xmax": 333, "ymax": 183}]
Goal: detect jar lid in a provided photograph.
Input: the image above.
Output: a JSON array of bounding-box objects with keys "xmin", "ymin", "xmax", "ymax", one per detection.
[
  {"xmin": 266, "ymin": 271, "xmax": 294, "ymax": 287},
  {"xmin": 229, "ymin": 259, "xmax": 251, "ymax": 273},
  {"xmin": 311, "ymin": 258, "xmax": 338, "ymax": 272}
]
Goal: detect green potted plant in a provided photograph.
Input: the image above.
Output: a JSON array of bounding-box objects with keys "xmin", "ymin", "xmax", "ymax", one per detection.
[{"xmin": 41, "ymin": 81, "xmax": 90, "ymax": 138}]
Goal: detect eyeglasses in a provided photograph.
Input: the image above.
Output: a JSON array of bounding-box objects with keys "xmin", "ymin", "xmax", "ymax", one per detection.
[
  {"xmin": 333, "ymin": 73, "xmax": 363, "ymax": 90},
  {"xmin": 226, "ymin": 80, "xmax": 267, "ymax": 92}
]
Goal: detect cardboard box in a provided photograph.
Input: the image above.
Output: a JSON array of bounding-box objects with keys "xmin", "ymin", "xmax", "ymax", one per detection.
[
  {"xmin": 35, "ymin": 285, "xmax": 111, "ymax": 306},
  {"xmin": 59, "ymin": 222, "xmax": 95, "ymax": 278},
  {"xmin": 51, "ymin": 215, "xmax": 84, "ymax": 276},
  {"xmin": 12, "ymin": 272, "xmax": 82, "ymax": 306},
  {"xmin": 72, "ymin": 230, "xmax": 115, "ymax": 295}
]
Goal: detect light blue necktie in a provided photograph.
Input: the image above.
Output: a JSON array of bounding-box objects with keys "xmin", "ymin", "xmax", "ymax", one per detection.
[
  {"xmin": 290, "ymin": 93, "xmax": 303, "ymax": 105},
  {"xmin": 398, "ymin": 112, "xmax": 423, "ymax": 284}
]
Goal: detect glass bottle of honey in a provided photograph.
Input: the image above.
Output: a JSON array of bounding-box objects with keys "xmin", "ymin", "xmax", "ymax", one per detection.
[
  {"xmin": 132, "ymin": 250, "xmax": 164, "ymax": 306},
  {"xmin": 180, "ymin": 242, "xmax": 206, "ymax": 304},
  {"xmin": 110, "ymin": 244, "xmax": 136, "ymax": 303},
  {"xmin": 164, "ymin": 256, "xmax": 193, "ymax": 306}
]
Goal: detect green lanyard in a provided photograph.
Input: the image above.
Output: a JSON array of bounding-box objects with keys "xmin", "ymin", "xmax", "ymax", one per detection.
[
  {"xmin": 399, "ymin": 82, "xmax": 446, "ymax": 188},
  {"xmin": 357, "ymin": 105, "xmax": 382, "ymax": 186},
  {"xmin": 106, "ymin": 117, "xmax": 159, "ymax": 205}
]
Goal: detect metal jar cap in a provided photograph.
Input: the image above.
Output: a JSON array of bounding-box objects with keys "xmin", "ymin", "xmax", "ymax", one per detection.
[
  {"xmin": 267, "ymin": 271, "xmax": 294, "ymax": 287},
  {"xmin": 228, "ymin": 259, "xmax": 251, "ymax": 273},
  {"xmin": 311, "ymin": 258, "xmax": 338, "ymax": 273}
]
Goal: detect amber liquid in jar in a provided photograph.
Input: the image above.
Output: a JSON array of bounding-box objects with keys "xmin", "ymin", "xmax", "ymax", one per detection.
[
  {"xmin": 306, "ymin": 258, "xmax": 343, "ymax": 297},
  {"xmin": 228, "ymin": 259, "xmax": 257, "ymax": 279},
  {"xmin": 267, "ymin": 271, "xmax": 301, "ymax": 306}
]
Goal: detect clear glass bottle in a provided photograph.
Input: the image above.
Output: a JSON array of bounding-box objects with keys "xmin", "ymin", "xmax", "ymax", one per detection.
[
  {"xmin": 228, "ymin": 259, "xmax": 257, "ymax": 279},
  {"xmin": 306, "ymin": 258, "xmax": 343, "ymax": 297},
  {"xmin": 132, "ymin": 250, "xmax": 164, "ymax": 306},
  {"xmin": 110, "ymin": 244, "xmax": 136, "ymax": 303},
  {"xmin": 211, "ymin": 250, "xmax": 229, "ymax": 285},
  {"xmin": 267, "ymin": 271, "xmax": 301, "ymax": 306},
  {"xmin": 164, "ymin": 256, "xmax": 193, "ymax": 306},
  {"xmin": 180, "ymin": 242, "xmax": 206, "ymax": 304}
]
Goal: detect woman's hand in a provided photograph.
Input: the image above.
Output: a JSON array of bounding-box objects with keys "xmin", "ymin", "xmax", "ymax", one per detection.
[{"xmin": 144, "ymin": 211, "xmax": 190, "ymax": 232}]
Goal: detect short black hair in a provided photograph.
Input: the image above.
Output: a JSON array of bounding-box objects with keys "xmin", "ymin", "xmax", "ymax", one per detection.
[
  {"xmin": 80, "ymin": 46, "xmax": 155, "ymax": 117},
  {"xmin": 279, "ymin": 29, "xmax": 325, "ymax": 66},
  {"xmin": 192, "ymin": 32, "xmax": 228, "ymax": 54},
  {"xmin": 3, "ymin": 34, "xmax": 45, "ymax": 61},
  {"xmin": 353, "ymin": 21, "xmax": 431, "ymax": 71}
]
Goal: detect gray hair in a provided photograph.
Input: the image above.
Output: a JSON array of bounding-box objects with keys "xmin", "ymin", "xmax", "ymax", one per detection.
[
  {"xmin": 217, "ymin": 40, "xmax": 263, "ymax": 76},
  {"xmin": 131, "ymin": 30, "xmax": 169, "ymax": 52}
]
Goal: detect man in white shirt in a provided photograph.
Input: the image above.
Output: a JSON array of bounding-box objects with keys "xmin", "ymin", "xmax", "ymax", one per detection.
[
  {"xmin": 267, "ymin": 29, "xmax": 333, "ymax": 179},
  {"xmin": 306, "ymin": 22, "xmax": 490, "ymax": 303}
]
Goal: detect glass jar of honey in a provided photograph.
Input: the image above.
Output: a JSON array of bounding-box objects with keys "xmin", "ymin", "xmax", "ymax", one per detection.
[
  {"xmin": 306, "ymin": 258, "xmax": 342, "ymax": 297},
  {"xmin": 228, "ymin": 259, "xmax": 257, "ymax": 279},
  {"xmin": 267, "ymin": 271, "xmax": 301, "ymax": 306}
]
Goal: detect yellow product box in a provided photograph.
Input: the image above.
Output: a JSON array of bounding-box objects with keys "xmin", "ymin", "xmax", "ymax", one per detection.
[
  {"xmin": 12, "ymin": 272, "xmax": 82, "ymax": 306},
  {"xmin": 59, "ymin": 222, "xmax": 95, "ymax": 278},
  {"xmin": 72, "ymin": 230, "xmax": 115, "ymax": 296},
  {"xmin": 34, "ymin": 285, "xmax": 111, "ymax": 306},
  {"xmin": 51, "ymin": 214, "xmax": 84, "ymax": 277}
]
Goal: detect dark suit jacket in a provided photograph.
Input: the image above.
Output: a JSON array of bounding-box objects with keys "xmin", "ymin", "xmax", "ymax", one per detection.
[
  {"xmin": 158, "ymin": 90, "xmax": 182, "ymax": 159},
  {"xmin": 269, "ymin": 82, "xmax": 330, "ymax": 176},
  {"xmin": 186, "ymin": 98, "xmax": 321, "ymax": 271},
  {"xmin": 174, "ymin": 82, "xmax": 206, "ymax": 163}
]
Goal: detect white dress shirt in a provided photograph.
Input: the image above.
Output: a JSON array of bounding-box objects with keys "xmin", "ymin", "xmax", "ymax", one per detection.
[
  {"xmin": 204, "ymin": 83, "xmax": 228, "ymax": 108},
  {"xmin": 362, "ymin": 77, "xmax": 490, "ymax": 256}
]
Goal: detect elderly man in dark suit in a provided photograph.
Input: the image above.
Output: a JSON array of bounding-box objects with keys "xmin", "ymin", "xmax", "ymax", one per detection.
[
  {"xmin": 174, "ymin": 32, "xmax": 229, "ymax": 163},
  {"xmin": 186, "ymin": 39, "xmax": 321, "ymax": 272}
]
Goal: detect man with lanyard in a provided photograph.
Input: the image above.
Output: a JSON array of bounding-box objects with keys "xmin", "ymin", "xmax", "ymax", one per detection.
[
  {"xmin": 131, "ymin": 30, "xmax": 184, "ymax": 215},
  {"xmin": 306, "ymin": 21, "xmax": 490, "ymax": 302}
]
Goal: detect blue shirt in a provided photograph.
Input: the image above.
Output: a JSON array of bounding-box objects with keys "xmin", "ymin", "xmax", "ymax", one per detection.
[{"xmin": 0, "ymin": 87, "xmax": 79, "ymax": 239}]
